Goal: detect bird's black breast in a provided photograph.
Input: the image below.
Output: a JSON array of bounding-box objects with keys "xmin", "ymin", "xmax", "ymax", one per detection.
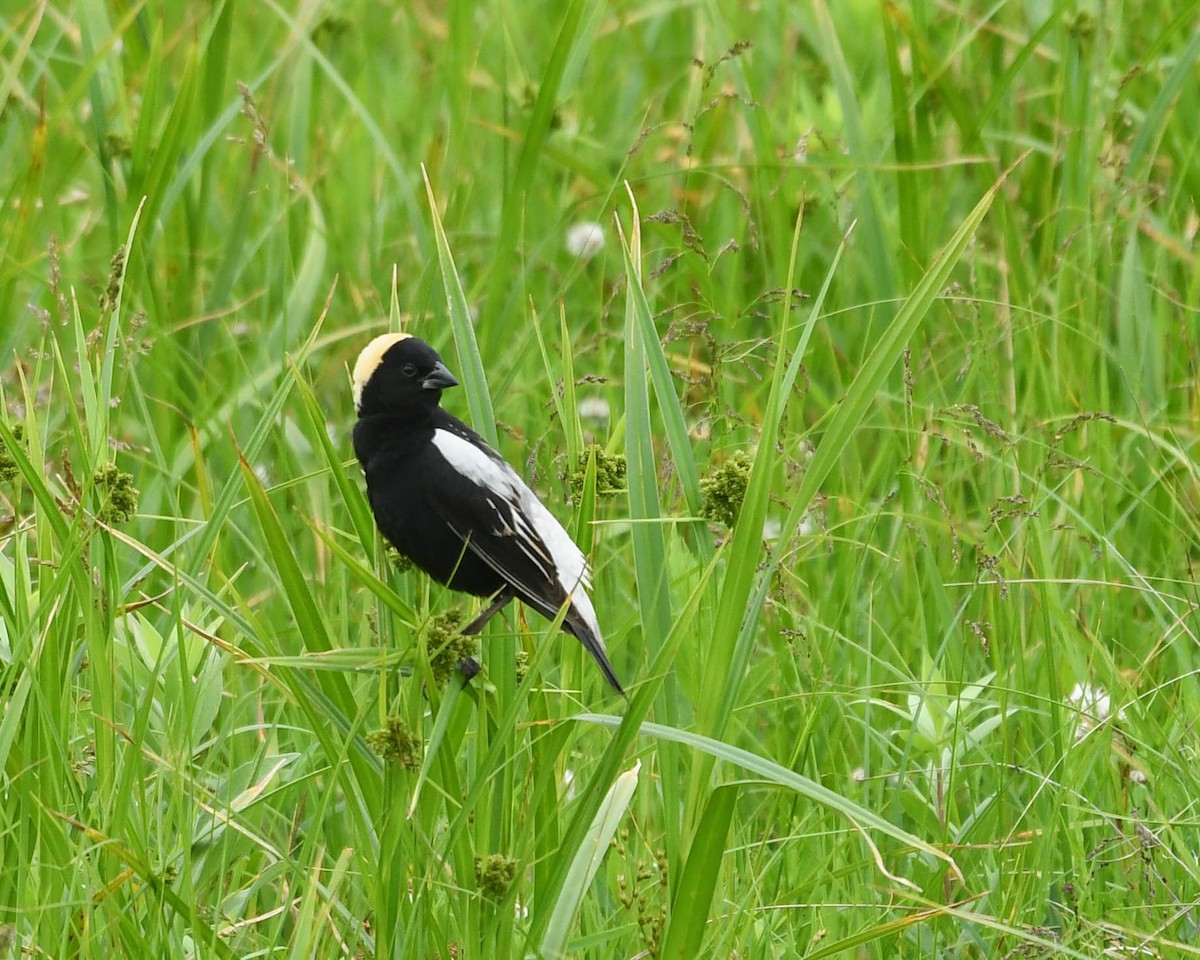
[{"xmin": 354, "ymin": 414, "xmax": 507, "ymax": 596}]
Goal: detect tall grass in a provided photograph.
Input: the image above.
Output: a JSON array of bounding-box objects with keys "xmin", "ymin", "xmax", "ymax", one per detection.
[{"xmin": 2, "ymin": 1, "xmax": 1198, "ymax": 957}]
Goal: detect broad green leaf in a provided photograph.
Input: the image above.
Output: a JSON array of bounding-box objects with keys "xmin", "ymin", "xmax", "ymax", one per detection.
[{"xmin": 660, "ymin": 782, "xmax": 739, "ymax": 959}]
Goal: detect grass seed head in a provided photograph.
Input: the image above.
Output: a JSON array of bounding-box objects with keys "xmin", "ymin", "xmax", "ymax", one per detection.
[
  {"xmin": 93, "ymin": 462, "xmax": 139, "ymax": 524},
  {"xmin": 0, "ymin": 425, "xmax": 25, "ymax": 483},
  {"xmin": 366, "ymin": 716, "xmax": 422, "ymax": 770},
  {"xmin": 570, "ymin": 443, "xmax": 627, "ymax": 500},
  {"xmin": 428, "ymin": 609, "xmax": 477, "ymax": 686},
  {"xmin": 475, "ymin": 854, "xmax": 517, "ymax": 898},
  {"xmin": 700, "ymin": 450, "xmax": 753, "ymax": 527},
  {"xmin": 385, "ymin": 544, "xmax": 414, "ymax": 573}
]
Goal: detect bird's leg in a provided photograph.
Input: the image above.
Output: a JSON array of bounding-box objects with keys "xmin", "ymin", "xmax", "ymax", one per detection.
[
  {"xmin": 461, "ymin": 588, "xmax": 515, "ymax": 635},
  {"xmin": 457, "ymin": 589, "xmax": 515, "ymax": 680}
]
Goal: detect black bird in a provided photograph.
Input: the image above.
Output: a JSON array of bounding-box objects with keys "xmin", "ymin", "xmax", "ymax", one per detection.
[{"xmin": 352, "ymin": 333, "xmax": 623, "ymax": 694}]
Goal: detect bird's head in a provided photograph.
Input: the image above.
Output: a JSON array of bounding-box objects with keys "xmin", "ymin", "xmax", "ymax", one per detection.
[{"xmin": 352, "ymin": 333, "xmax": 459, "ymax": 417}]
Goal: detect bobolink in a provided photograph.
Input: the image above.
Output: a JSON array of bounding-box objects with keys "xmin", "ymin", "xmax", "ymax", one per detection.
[{"xmin": 352, "ymin": 333, "xmax": 623, "ymax": 694}]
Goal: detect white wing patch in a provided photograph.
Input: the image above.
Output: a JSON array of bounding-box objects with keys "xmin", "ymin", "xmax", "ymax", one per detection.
[
  {"xmin": 520, "ymin": 486, "xmax": 601, "ymax": 638},
  {"xmin": 432, "ymin": 428, "xmax": 517, "ymax": 494},
  {"xmin": 430, "ymin": 428, "xmax": 599, "ymax": 639}
]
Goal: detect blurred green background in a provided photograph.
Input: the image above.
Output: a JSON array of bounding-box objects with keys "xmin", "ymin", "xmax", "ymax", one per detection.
[{"xmin": 1, "ymin": 0, "xmax": 1198, "ymax": 957}]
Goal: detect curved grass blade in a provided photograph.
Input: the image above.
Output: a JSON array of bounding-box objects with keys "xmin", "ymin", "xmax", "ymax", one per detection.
[
  {"xmin": 791, "ymin": 158, "xmax": 1025, "ymax": 534},
  {"xmin": 539, "ymin": 760, "xmax": 641, "ymax": 960},
  {"xmin": 620, "ymin": 182, "xmax": 710, "ymax": 555},
  {"xmin": 422, "ymin": 165, "xmax": 498, "ymax": 446},
  {"xmin": 698, "ymin": 207, "xmax": 830, "ymax": 750},
  {"xmin": 615, "ymin": 197, "xmax": 673, "ymax": 655},
  {"xmin": 521, "ymin": 553, "xmax": 721, "ymax": 952},
  {"xmin": 576, "ymin": 714, "xmax": 961, "ymax": 882},
  {"xmin": 288, "ymin": 358, "xmax": 376, "ymax": 552}
]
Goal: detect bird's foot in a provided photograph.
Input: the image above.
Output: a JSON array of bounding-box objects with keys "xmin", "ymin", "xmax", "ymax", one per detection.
[
  {"xmin": 461, "ymin": 589, "xmax": 515, "ymax": 635},
  {"xmin": 458, "ymin": 656, "xmax": 482, "ymax": 682}
]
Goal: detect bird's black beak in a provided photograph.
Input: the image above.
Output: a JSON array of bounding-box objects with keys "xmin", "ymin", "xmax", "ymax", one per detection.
[{"xmin": 422, "ymin": 360, "xmax": 459, "ymax": 391}]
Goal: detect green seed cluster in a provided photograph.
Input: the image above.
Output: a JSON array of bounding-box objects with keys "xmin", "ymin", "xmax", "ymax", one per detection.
[
  {"xmin": 365, "ymin": 716, "xmax": 421, "ymax": 770},
  {"xmin": 0, "ymin": 425, "xmax": 24, "ymax": 483},
  {"xmin": 569, "ymin": 443, "xmax": 627, "ymax": 500},
  {"xmin": 428, "ymin": 609, "xmax": 478, "ymax": 686},
  {"xmin": 700, "ymin": 450, "xmax": 752, "ymax": 527},
  {"xmin": 385, "ymin": 544, "xmax": 414, "ymax": 573},
  {"xmin": 474, "ymin": 854, "xmax": 517, "ymax": 899},
  {"xmin": 93, "ymin": 462, "xmax": 139, "ymax": 524}
]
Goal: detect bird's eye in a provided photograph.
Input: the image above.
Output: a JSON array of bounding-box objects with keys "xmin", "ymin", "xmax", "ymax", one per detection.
[{"xmin": 400, "ymin": 363, "xmax": 417, "ymax": 377}]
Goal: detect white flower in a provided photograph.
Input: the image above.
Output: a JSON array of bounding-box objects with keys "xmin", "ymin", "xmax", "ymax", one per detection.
[
  {"xmin": 578, "ymin": 396, "xmax": 610, "ymax": 423},
  {"xmin": 762, "ymin": 510, "xmax": 817, "ymax": 541},
  {"xmin": 1067, "ymin": 682, "xmax": 1114, "ymax": 721},
  {"xmin": 566, "ymin": 220, "xmax": 605, "ymax": 260},
  {"xmin": 1067, "ymin": 682, "xmax": 1126, "ymax": 741}
]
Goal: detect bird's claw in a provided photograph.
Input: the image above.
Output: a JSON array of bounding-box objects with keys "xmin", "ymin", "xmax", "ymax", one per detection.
[{"xmin": 458, "ymin": 656, "xmax": 482, "ymax": 682}]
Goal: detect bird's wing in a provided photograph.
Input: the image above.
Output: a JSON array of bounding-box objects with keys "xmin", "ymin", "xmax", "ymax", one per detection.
[
  {"xmin": 428, "ymin": 426, "xmax": 592, "ymax": 621},
  {"xmin": 429, "ymin": 421, "xmax": 621, "ymax": 693}
]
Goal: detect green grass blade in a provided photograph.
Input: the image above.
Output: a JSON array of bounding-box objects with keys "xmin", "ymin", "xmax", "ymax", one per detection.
[
  {"xmin": 237, "ymin": 458, "xmax": 334, "ymax": 658},
  {"xmin": 620, "ymin": 182, "xmax": 709, "ymax": 552},
  {"xmin": 792, "ymin": 159, "xmax": 1023, "ymax": 524},
  {"xmin": 522, "ymin": 552, "xmax": 721, "ymax": 951},
  {"xmin": 701, "ymin": 221, "xmax": 847, "ymax": 750},
  {"xmin": 483, "ymin": 0, "xmax": 587, "ymax": 324},
  {"xmin": 306, "ymin": 519, "xmax": 416, "ymax": 623},
  {"xmin": 660, "ymin": 782, "xmax": 739, "ymax": 959},
  {"xmin": 1126, "ymin": 23, "xmax": 1200, "ymax": 183},
  {"xmin": 617, "ymin": 196, "xmax": 673, "ymax": 656},
  {"xmin": 576, "ymin": 714, "xmax": 960, "ymax": 880},
  {"xmin": 539, "ymin": 760, "xmax": 640, "ymax": 959},
  {"xmin": 422, "ymin": 165, "xmax": 498, "ymax": 446},
  {"xmin": 0, "ymin": 3, "xmax": 45, "ymax": 122},
  {"xmin": 811, "ymin": 0, "xmax": 894, "ymax": 300},
  {"xmin": 288, "ymin": 360, "xmax": 376, "ymax": 552}
]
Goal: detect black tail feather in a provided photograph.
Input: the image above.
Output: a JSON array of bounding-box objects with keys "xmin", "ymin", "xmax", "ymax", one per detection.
[{"xmin": 565, "ymin": 615, "xmax": 625, "ymax": 696}]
